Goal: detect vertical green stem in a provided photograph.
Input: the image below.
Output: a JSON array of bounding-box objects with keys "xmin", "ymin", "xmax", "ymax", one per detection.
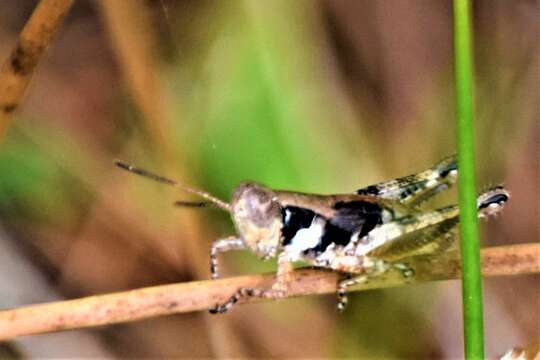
[{"xmin": 453, "ymin": 1, "xmax": 484, "ymax": 359}]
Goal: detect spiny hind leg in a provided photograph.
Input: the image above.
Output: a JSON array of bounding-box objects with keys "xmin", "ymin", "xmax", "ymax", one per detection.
[
  {"xmin": 357, "ymin": 155, "xmax": 457, "ymax": 208},
  {"xmin": 336, "ymin": 186, "xmax": 510, "ymax": 313},
  {"xmin": 363, "ymin": 186, "xmax": 510, "ymax": 262},
  {"xmin": 336, "ymin": 258, "xmax": 422, "ymax": 312}
]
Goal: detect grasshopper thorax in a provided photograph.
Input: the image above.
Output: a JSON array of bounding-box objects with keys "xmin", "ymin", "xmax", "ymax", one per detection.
[{"xmin": 230, "ymin": 182, "xmax": 283, "ymax": 259}]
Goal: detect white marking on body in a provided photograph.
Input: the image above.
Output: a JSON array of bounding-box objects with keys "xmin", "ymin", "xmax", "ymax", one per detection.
[
  {"xmin": 330, "ymin": 254, "xmax": 361, "ymax": 272},
  {"xmin": 381, "ymin": 209, "xmax": 393, "ymax": 223},
  {"xmin": 344, "ymin": 232, "xmax": 359, "ymax": 254},
  {"xmin": 285, "ymin": 217, "xmax": 325, "ymax": 261},
  {"xmin": 284, "ymin": 208, "xmax": 292, "ymax": 225},
  {"xmin": 314, "ymin": 243, "xmax": 336, "ymax": 266}
]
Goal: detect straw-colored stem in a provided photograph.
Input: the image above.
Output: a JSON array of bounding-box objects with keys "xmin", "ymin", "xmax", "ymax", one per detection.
[
  {"xmin": 0, "ymin": 0, "xmax": 74, "ymax": 139},
  {"xmin": 0, "ymin": 243, "xmax": 538, "ymax": 340},
  {"xmin": 97, "ymin": 0, "xmax": 171, "ymax": 148}
]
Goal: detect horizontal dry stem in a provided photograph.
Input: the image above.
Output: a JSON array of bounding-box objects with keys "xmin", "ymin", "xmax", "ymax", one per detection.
[
  {"xmin": 0, "ymin": 243, "xmax": 538, "ymax": 340},
  {"xmin": 0, "ymin": 0, "xmax": 74, "ymax": 139}
]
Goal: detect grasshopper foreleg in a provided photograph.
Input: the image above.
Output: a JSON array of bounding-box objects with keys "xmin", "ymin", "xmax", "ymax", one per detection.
[{"xmin": 210, "ymin": 252, "xmax": 293, "ymax": 314}]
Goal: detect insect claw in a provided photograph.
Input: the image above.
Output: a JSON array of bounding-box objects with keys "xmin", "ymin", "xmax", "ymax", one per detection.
[{"xmin": 337, "ymin": 300, "xmax": 348, "ymax": 313}]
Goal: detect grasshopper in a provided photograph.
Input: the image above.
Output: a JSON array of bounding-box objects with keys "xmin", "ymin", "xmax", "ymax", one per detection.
[{"xmin": 115, "ymin": 155, "xmax": 509, "ymax": 313}]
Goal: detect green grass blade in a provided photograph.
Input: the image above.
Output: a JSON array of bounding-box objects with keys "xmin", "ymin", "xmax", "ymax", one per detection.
[{"xmin": 453, "ymin": 0, "xmax": 485, "ymax": 359}]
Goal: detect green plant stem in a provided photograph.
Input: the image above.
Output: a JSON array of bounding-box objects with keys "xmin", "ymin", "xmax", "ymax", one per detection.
[{"xmin": 453, "ymin": 0, "xmax": 484, "ymax": 359}]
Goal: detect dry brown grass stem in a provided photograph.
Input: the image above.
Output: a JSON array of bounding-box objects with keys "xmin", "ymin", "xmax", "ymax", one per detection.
[
  {"xmin": 0, "ymin": 0, "xmax": 74, "ymax": 139},
  {"xmin": 0, "ymin": 243, "xmax": 538, "ymax": 340},
  {"xmin": 97, "ymin": 3, "xmax": 249, "ymax": 355},
  {"xmin": 97, "ymin": 0, "xmax": 171, "ymax": 148},
  {"xmin": 96, "ymin": 0, "xmax": 212, "ymax": 274}
]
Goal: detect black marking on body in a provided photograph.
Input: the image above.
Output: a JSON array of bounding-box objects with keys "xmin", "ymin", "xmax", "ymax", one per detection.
[
  {"xmin": 305, "ymin": 221, "xmax": 352, "ymax": 256},
  {"xmin": 397, "ymin": 179, "xmax": 423, "ymax": 199},
  {"xmin": 281, "ymin": 206, "xmax": 317, "ymax": 246},
  {"xmin": 357, "ymin": 185, "xmax": 379, "ymax": 196},
  {"xmin": 332, "ymin": 201, "xmax": 383, "ymax": 237},
  {"xmin": 281, "ymin": 201, "xmax": 384, "ymax": 258}
]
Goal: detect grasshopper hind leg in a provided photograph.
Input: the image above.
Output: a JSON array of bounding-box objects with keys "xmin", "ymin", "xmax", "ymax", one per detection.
[
  {"xmin": 357, "ymin": 155, "xmax": 457, "ymax": 208},
  {"xmin": 334, "ymin": 186, "xmax": 510, "ymax": 312},
  {"xmin": 336, "ymin": 259, "xmax": 419, "ymax": 312},
  {"xmin": 362, "ymin": 186, "xmax": 509, "ymax": 262},
  {"xmin": 393, "ymin": 262, "xmax": 416, "ymax": 278}
]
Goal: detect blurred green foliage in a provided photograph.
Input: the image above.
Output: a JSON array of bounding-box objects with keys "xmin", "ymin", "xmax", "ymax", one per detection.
[
  {"xmin": 0, "ymin": 0, "xmax": 536, "ymax": 358},
  {"xmin": 0, "ymin": 126, "xmax": 90, "ymax": 226}
]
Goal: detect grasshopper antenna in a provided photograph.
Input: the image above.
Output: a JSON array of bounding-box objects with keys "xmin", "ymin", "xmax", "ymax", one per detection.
[
  {"xmin": 173, "ymin": 200, "xmax": 215, "ymax": 208},
  {"xmin": 114, "ymin": 160, "xmax": 230, "ymax": 211}
]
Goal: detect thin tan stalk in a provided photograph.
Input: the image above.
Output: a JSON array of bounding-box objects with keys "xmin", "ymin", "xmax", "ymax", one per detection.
[
  {"xmin": 97, "ymin": 0, "xmax": 171, "ymax": 148},
  {"xmin": 96, "ymin": 0, "xmax": 212, "ymax": 277},
  {"xmin": 96, "ymin": 3, "xmax": 248, "ymax": 356},
  {"xmin": 0, "ymin": 0, "xmax": 74, "ymax": 139},
  {"xmin": 0, "ymin": 243, "xmax": 538, "ymax": 340}
]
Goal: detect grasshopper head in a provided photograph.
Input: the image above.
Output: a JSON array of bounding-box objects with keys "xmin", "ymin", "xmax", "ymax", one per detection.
[{"xmin": 230, "ymin": 182, "xmax": 282, "ymax": 259}]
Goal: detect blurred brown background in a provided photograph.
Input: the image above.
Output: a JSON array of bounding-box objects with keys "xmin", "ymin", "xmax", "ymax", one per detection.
[{"xmin": 0, "ymin": 0, "xmax": 537, "ymax": 358}]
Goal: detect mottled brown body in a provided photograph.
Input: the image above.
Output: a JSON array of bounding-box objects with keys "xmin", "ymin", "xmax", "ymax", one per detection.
[{"xmin": 115, "ymin": 155, "xmax": 509, "ymax": 313}]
